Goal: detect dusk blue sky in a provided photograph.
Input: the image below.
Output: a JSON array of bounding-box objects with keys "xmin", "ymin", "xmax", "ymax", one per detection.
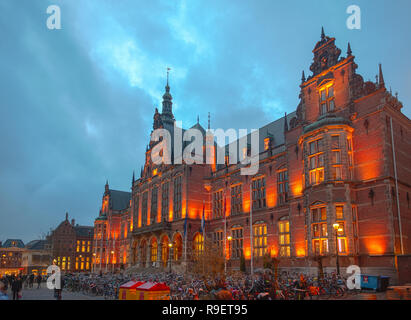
[{"xmin": 1, "ymin": 0, "xmax": 410, "ymax": 243}]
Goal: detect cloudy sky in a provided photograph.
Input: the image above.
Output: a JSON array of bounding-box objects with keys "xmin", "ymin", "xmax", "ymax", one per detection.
[{"xmin": 1, "ymin": 0, "xmax": 410, "ymax": 243}]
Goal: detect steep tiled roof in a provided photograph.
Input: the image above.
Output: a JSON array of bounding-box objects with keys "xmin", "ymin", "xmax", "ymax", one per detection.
[{"xmin": 109, "ymin": 189, "xmax": 131, "ymax": 211}]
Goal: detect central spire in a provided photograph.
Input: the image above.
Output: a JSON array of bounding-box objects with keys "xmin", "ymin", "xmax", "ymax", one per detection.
[{"xmin": 161, "ymin": 67, "xmax": 174, "ymax": 126}]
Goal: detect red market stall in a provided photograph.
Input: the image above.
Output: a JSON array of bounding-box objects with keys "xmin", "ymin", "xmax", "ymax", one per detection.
[
  {"xmin": 135, "ymin": 282, "xmax": 170, "ymax": 300},
  {"xmin": 118, "ymin": 281, "xmax": 145, "ymax": 300}
]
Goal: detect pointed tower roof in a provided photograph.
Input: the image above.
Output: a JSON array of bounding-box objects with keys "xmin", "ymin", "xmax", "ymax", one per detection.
[
  {"xmin": 347, "ymin": 42, "xmax": 352, "ymax": 57},
  {"xmin": 301, "ymin": 70, "xmax": 306, "ymax": 83},
  {"xmin": 321, "ymin": 26, "xmax": 325, "ymax": 40},
  {"xmin": 132, "ymin": 170, "xmax": 135, "ymax": 186},
  {"xmin": 161, "ymin": 68, "xmax": 175, "ymax": 127},
  {"xmin": 378, "ymin": 63, "xmax": 385, "ymax": 89}
]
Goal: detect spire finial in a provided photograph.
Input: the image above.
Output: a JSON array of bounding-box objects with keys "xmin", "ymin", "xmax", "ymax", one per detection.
[
  {"xmin": 132, "ymin": 170, "xmax": 135, "ymax": 185},
  {"xmin": 301, "ymin": 70, "xmax": 306, "ymax": 83},
  {"xmin": 321, "ymin": 26, "xmax": 325, "ymax": 40},
  {"xmin": 197, "ymin": 115, "xmax": 199, "ymax": 124},
  {"xmin": 166, "ymin": 67, "xmax": 171, "ymax": 87},
  {"xmin": 347, "ymin": 42, "xmax": 352, "ymax": 57},
  {"xmin": 378, "ymin": 63, "xmax": 385, "ymax": 89},
  {"xmin": 208, "ymin": 112, "xmax": 210, "ymax": 130}
]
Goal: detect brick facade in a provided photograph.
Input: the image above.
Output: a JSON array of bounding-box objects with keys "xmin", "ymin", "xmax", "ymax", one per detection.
[{"xmin": 95, "ymin": 30, "xmax": 411, "ymax": 284}]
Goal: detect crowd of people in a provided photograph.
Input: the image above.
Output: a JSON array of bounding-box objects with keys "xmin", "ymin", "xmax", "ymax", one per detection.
[{"xmin": 0, "ymin": 273, "xmax": 43, "ymax": 300}]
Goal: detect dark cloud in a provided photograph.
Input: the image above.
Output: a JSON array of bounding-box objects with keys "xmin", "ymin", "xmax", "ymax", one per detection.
[{"xmin": 0, "ymin": 0, "xmax": 410, "ymax": 243}]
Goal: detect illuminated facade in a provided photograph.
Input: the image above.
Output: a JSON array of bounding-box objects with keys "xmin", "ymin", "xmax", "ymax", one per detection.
[
  {"xmin": 98, "ymin": 30, "xmax": 411, "ymax": 283},
  {"xmin": 93, "ymin": 181, "xmax": 131, "ymax": 272},
  {"xmin": 50, "ymin": 213, "xmax": 94, "ymax": 272}
]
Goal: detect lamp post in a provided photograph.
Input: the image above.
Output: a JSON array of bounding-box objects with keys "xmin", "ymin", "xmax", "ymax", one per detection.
[
  {"xmin": 227, "ymin": 236, "xmax": 232, "ymax": 270},
  {"xmin": 111, "ymin": 251, "xmax": 115, "ymax": 273},
  {"xmin": 92, "ymin": 253, "xmax": 96, "ymax": 274},
  {"xmin": 168, "ymin": 243, "xmax": 173, "ymax": 273},
  {"xmin": 332, "ymin": 223, "xmax": 342, "ymax": 276}
]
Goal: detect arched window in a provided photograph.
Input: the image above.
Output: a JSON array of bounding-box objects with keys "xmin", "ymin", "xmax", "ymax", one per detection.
[
  {"xmin": 161, "ymin": 236, "xmax": 170, "ymax": 267},
  {"xmin": 140, "ymin": 240, "xmax": 147, "ymax": 265},
  {"xmin": 193, "ymin": 233, "xmax": 204, "ymax": 258},
  {"xmin": 173, "ymin": 234, "xmax": 183, "ymax": 261}
]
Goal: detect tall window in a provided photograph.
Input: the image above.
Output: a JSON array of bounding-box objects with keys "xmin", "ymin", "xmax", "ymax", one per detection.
[
  {"xmin": 335, "ymin": 205, "xmax": 347, "ymax": 254},
  {"xmin": 331, "ymin": 135, "xmax": 342, "ymax": 180},
  {"xmin": 151, "ymin": 187, "xmax": 158, "ymax": 224},
  {"xmin": 253, "ymin": 223, "xmax": 267, "ymax": 258},
  {"xmin": 213, "ymin": 190, "xmax": 224, "ymax": 219},
  {"xmin": 173, "ymin": 176, "xmax": 182, "ymax": 219},
  {"xmin": 278, "ymin": 220, "xmax": 290, "ymax": 257},
  {"xmin": 150, "ymin": 240, "xmax": 158, "ymax": 263},
  {"xmin": 252, "ymin": 177, "xmax": 266, "ymax": 209},
  {"xmin": 308, "ymin": 139, "xmax": 324, "ymax": 185},
  {"xmin": 141, "ymin": 192, "xmax": 148, "ymax": 226},
  {"xmin": 231, "ymin": 185, "xmax": 242, "ymax": 215},
  {"xmin": 193, "ymin": 233, "xmax": 204, "ymax": 258},
  {"xmin": 161, "ymin": 182, "xmax": 169, "ymax": 222},
  {"xmin": 133, "ymin": 195, "xmax": 139, "ymax": 228},
  {"xmin": 231, "ymin": 227, "xmax": 243, "ymax": 259},
  {"xmin": 319, "ymin": 85, "xmax": 335, "ymax": 114},
  {"xmin": 76, "ymin": 240, "xmax": 80, "ymax": 252},
  {"xmin": 311, "ymin": 206, "xmax": 328, "ymax": 255},
  {"xmin": 212, "ymin": 230, "xmax": 223, "ymax": 252},
  {"xmin": 277, "ymin": 168, "xmax": 289, "ymax": 205}
]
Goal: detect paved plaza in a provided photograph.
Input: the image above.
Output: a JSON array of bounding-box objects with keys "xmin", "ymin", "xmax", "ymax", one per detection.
[
  {"xmin": 3, "ymin": 285, "xmax": 388, "ymax": 300},
  {"xmin": 4, "ymin": 283, "xmax": 104, "ymax": 300}
]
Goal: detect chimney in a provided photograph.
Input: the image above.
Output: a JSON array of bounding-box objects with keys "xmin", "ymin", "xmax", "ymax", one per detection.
[{"xmin": 71, "ymin": 219, "xmax": 75, "ymax": 226}]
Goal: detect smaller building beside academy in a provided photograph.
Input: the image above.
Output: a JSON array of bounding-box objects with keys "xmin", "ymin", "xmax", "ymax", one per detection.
[{"xmin": 50, "ymin": 212, "xmax": 94, "ymax": 272}]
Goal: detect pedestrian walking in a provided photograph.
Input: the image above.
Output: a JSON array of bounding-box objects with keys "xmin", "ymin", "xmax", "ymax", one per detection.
[
  {"xmin": 36, "ymin": 274, "xmax": 42, "ymax": 289},
  {"xmin": 11, "ymin": 276, "xmax": 22, "ymax": 300}
]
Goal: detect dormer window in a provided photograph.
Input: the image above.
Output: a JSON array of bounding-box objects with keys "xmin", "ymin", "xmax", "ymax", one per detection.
[
  {"xmin": 264, "ymin": 137, "xmax": 271, "ymax": 151},
  {"xmin": 319, "ymin": 85, "xmax": 335, "ymax": 115}
]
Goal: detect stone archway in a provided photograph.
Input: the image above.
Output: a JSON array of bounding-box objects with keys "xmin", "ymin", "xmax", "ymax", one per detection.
[
  {"xmin": 173, "ymin": 233, "xmax": 183, "ymax": 262},
  {"xmin": 160, "ymin": 235, "xmax": 170, "ymax": 268},
  {"xmin": 140, "ymin": 239, "xmax": 147, "ymax": 268}
]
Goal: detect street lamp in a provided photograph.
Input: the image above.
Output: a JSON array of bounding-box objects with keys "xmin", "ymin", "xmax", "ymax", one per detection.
[
  {"xmin": 168, "ymin": 243, "xmax": 173, "ymax": 273},
  {"xmin": 92, "ymin": 253, "xmax": 96, "ymax": 274},
  {"xmin": 111, "ymin": 251, "xmax": 115, "ymax": 273},
  {"xmin": 227, "ymin": 236, "xmax": 232, "ymax": 272},
  {"xmin": 333, "ymin": 223, "xmax": 341, "ymax": 275}
]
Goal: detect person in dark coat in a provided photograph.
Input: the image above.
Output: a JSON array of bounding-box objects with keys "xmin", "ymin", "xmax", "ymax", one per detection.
[
  {"xmin": 36, "ymin": 274, "xmax": 42, "ymax": 289},
  {"xmin": 29, "ymin": 273, "xmax": 35, "ymax": 288},
  {"xmin": 11, "ymin": 276, "xmax": 22, "ymax": 300}
]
